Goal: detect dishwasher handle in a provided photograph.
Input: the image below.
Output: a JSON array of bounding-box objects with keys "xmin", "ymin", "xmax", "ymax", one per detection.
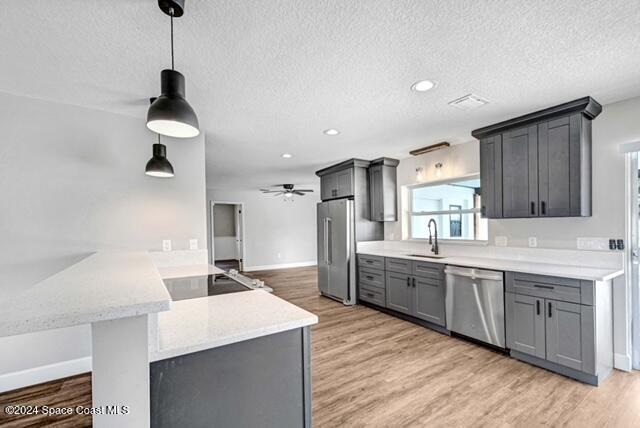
[{"xmin": 444, "ymin": 267, "xmax": 503, "ymax": 282}]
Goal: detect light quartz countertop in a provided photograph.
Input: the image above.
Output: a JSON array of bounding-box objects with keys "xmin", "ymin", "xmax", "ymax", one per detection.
[
  {"xmin": 157, "ymin": 263, "xmax": 225, "ymax": 279},
  {"xmin": 0, "ymin": 251, "xmax": 172, "ymax": 338},
  {"xmin": 357, "ymin": 249, "xmax": 624, "ymax": 282},
  {"xmin": 150, "ymin": 290, "xmax": 318, "ymax": 362}
]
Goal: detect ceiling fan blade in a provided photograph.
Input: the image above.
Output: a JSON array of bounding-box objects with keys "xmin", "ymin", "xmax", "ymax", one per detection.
[
  {"xmin": 294, "ymin": 189, "xmax": 314, "ymax": 192},
  {"xmin": 293, "ymin": 191, "xmax": 306, "ymax": 196},
  {"xmin": 273, "ymin": 192, "xmax": 284, "ymax": 196},
  {"xmin": 260, "ymin": 189, "xmax": 280, "ymax": 193}
]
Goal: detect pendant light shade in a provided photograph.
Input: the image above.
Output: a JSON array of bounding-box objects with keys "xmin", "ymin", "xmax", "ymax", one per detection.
[
  {"xmin": 147, "ymin": 70, "xmax": 199, "ymax": 138},
  {"xmin": 147, "ymin": 0, "xmax": 199, "ymax": 139},
  {"xmin": 145, "ymin": 141, "xmax": 175, "ymax": 178}
]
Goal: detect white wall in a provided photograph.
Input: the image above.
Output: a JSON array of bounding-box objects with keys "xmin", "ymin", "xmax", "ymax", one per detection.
[
  {"xmin": 0, "ymin": 92, "xmax": 207, "ymax": 386},
  {"xmin": 386, "ymin": 95, "xmax": 640, "ymax": 250},
  {"xmin": 206, "ymin": 188, "xmax": 319, "ymax": 270}
]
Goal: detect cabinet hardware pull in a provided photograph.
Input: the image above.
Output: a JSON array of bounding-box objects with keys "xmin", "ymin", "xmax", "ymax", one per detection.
[
  {"xmin": 367, "ymin": 293, "xmax": 375, "ymax": 298},
  {"xmin": 366, "ymin": 276, "xmax": 374, "ymax": 280},
  {"xmin": 541, "ymin": 201, "xmax": 546, "ymax": 215},
  {"xmin": 530, "ymin": 201, "xmax": 535, "ymax": 215},
  {"xmin": 548, "ymin": 301, "xmax": 552, "ymax": 318},
  {"xmin": 536, "ymin": 300, "xmax": 541, "ymax": 315},
  {"xmin": 481, "ymin": 206, "xmax": 486, "ymax": 216},
  {"xmin": 407, "ymin": 277, "xmax": 411, "ymax": 287},
  {"xmin": 533, "ymin": 284, "xmax": 554, "ymax": 290},
  {"xmin": 412, "ymin": 278, "xmax": 416, "ymax": 287},
  {"xmin": 366, "ymin": 260, "xmax": 373, "ymax": 264}
]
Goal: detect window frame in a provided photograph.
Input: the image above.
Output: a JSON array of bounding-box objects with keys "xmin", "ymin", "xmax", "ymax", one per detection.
[{"xmin": 407, "ymin": 174, "xmax": 487, "ymax": 243}]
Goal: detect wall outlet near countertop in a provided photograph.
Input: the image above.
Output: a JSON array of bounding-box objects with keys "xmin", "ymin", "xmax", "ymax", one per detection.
[
  {"xmin": 576, "ymin": 237, "xmax": 609, "ymax": 251},
  {"xmin": 494, "ymin": 236, "xmax": 508, "ymax": 247},
  {"xmin": 162, "ymin": 240, "xmax": 172, "ymax": 252},
  {"xmin": 528, "ymin": 237, "xmax": 537, "ymax": 248},
  {"xmin": 189, "ymin": 239, "xmax": 199, "ymax": 250}
]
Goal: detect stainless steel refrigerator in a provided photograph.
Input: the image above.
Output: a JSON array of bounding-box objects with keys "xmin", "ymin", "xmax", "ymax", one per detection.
[{"xmin": 317, "ymin": 199, "xmax": 356, "ymax": 305}]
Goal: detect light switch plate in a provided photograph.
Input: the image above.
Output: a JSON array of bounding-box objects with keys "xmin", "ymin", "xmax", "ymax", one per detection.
[
  {"xmin": 189, "ymin": 239, "xmax": 198, "ymax": 250},
  {"xmin": 495, "ymin": 236, "xmax": 508, "ymax": 247},
  {"xmin": 528, "ymin": 237, "xmax": 537, "ymax": 248},
  {"xmin": 162, "ymin": 240, "xmax": 172, "ymax": 252}
]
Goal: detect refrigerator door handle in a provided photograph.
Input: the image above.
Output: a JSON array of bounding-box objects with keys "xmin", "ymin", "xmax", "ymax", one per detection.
[{"xmin": 326, "ymin": 217, "xmax": 332, "ymax": 265}]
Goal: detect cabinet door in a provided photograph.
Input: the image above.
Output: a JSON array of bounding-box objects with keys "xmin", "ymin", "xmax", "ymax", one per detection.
[
  {"xmin": 502, "ymin": 126, "xmax": 538, "ymax": 218},
  {"xmin": 545, "ymin": 299, "xmax": 593, "ymax": 372},
  {"xmin": 369, "ymin": 165, "xmax": 383, "ymax": 221},
  {"xmin": 413, "ymin": 276, "xmax": 445, "ymax": 326},
  {"xmin": 385, "ymin": 271, "xmax": 412, "ymax": 315},
  {"xmin": 538, "ymin": 115, "xmax": 578, "ymax": 217},
  {"xmin": 320, "ymin": 174, "xmax": 337, "ymax": 200},
  {"xmin": 336, "ymin": 169, "xmax": 354, "ymax": 198},
  {"xmin": 479, "ymin": 135, "xmax": 503, "ymax": 218},
  {"xmin": 506, "ymin": 293, "xmax": 546, "ymax": 359}
]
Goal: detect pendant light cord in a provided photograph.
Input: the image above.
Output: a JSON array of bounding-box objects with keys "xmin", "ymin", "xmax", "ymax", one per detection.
[{"xmin": 170, "ymin": 11, "xmax": 175, "ymax": 70}]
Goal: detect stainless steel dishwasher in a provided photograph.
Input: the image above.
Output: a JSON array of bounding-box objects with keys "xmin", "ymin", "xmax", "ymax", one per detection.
[{"xmin": 444, "ymin": 266, "xmax": 505, "ymax": 348}]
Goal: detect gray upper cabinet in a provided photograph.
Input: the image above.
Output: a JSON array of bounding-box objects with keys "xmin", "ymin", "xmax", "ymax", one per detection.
[
  {"xmin": 502, "ymin": 126, "xmax": 538, "ymax": 218},
  {"xmin": 368, "ymin": 158, "xmax": 399, "ymax": 222},
  {"xmin": 479, "ymin": 134, "xmax": 502, "ymax": 218},
  {"xmin": 473, "ymin": 97, "xmax": 601, "ymax": 219},
  {"xmin": 316, "ymin": 159, "xmax": 369, "ymax": 201},
  {"xmin": 386, "ymin": 271, "xmax": 411, "ymax": 315}
]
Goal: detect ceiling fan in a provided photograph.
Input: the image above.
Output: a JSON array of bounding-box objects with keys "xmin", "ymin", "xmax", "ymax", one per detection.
[{"xmin": 260, "ymin": 184, "xmax": 314, "ymax": 198}]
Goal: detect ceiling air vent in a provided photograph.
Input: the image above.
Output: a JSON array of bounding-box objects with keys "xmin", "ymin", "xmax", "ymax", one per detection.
[{"xmin": 448, "ymin": 94, "xmax": 489, "ymax": 110}]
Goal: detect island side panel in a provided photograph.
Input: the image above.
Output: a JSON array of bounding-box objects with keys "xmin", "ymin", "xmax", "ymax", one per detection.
[
  {"xmin": 150, "ymin": 327, "xmax": 311, "ymax": 428},
  {"xmin": 92, "ymin": 315, "xmax": 150, "ymax": 428}
]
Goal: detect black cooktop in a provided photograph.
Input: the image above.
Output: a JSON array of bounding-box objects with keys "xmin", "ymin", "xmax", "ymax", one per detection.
[{"xmin": 163, "ymin": 274, "xmax": 251, "ymax": 302}]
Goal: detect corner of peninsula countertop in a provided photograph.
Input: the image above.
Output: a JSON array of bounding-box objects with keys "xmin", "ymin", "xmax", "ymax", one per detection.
[{"xmin": 0, "ymin": 251, "xmax": 172, "ymax": 338}]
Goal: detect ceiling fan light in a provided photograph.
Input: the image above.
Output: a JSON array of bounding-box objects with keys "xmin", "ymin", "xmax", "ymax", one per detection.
[
  {"xmin": 145, "ymin": 143, "xmax": 175, "ymax": 178},
  {"xmin": 147, "ymin": 70, "xmax": 199, "ymax": 138}
]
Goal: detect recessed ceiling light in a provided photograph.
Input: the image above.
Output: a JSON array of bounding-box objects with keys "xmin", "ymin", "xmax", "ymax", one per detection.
[
  {"xmin": 411, "ymin": 80, "xmax": 436, "ymax": 92},
  {"xmin": 323, "ymin": 129, "xmax": 340, "ymax": 136},
  {"xmin": 281, "ymin": 153, "xmax": 293, "ymax": 159}
]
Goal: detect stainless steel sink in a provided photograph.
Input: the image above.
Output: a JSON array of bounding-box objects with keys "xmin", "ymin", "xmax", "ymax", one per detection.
[{"xmin": 405, "ymin": 254, "xmax": 446, "ymax": 259}]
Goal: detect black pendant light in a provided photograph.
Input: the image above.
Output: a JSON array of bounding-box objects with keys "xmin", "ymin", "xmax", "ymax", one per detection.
[
  {"xmin": 146, "ymin": 97, "xmax": 175, "ymax": 178},
  {"xmin": 147, "ymin": 0, "xmax": 200, "ymax": 139},
  {"xmin": 145, "ymin": 135, "xmax": 175, "ymax": 178}
]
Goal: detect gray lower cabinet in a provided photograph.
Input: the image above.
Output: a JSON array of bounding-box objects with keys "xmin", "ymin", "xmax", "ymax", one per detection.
[
  {"xmin": 385, "ymin": 271, "xmax": 412, "ymax": 315},
  {"xmin": 414, "ymin": 276, "xmax": 446, "ymax": 326},
  {"xmin": 505, "ymin": 271, "xmax": 611, "ymax": 385}
]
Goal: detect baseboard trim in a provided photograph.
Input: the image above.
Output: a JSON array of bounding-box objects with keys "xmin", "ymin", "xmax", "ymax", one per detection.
[
  {"xmin": 614, "ymin": 352, "xmax": 632, "ymax": 372},
  {"xmin": 0, "ymin": 357, "xmax": 91, "ymax": 393},
  {"xmin": 243, "ymin": 261, "xmax": 316, "ymax": 272}
]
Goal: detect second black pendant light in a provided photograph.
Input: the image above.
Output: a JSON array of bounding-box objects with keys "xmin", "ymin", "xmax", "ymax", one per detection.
[{"xmin": 147, "ymin": 0, "xmax": 200, "ymax": 139}]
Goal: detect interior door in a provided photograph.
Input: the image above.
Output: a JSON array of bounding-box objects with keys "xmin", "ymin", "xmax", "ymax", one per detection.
[
  {"xmin": 328, "ymin": 199, "xmax": 350, "ymax": 301},
  {"xmin": 316, "ymin": 202, "xmax": 330, "ymax": 295},
  {"xmin": 234, "ymin": 205, "xmax": 243, "ymax": 268},
  {"xmin": 502, "ymin": 126, "xmax": 538, "ymax": 218}
]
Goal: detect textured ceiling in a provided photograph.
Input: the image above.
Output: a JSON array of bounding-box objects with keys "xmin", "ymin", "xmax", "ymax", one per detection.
[{"xmin": 2, "ymin": 1, "xmax": 640, "ymax": 189}]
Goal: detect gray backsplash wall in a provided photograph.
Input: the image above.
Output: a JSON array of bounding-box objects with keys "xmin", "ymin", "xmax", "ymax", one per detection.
[
  {"xmin": 0, "ymin": 91, "xmax": 207, "ymax": 378},
  {"xmin": 386, "ymin": 95, "xmax": 640, "ymax": 250}
]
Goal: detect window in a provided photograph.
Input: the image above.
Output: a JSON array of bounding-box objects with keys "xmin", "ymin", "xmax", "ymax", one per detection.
[{"xmin": 409, "ymin": 176, "xmax": 488, "ymax": 241}]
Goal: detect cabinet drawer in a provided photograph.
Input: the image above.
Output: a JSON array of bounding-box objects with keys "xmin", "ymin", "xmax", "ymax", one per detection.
[
  {"xmin": 359, "ymin": 268, "xmax": 385, "ymax": 290},
  {"xmin": 513, "ymin": 272, "xmax": 580, "ymax": 288},
  {"xmin": 412, "ymin": 261, "xmax": 444, "ymax": 280},
  {"xmin": 358, "ymin": 254, "xmax": 385, "ymax": 270},
  {"xmin": 359, "ymin": 284, "xmax": 385, "ymax": 307},
  {"xmin": 385, "ymin": 257, "xmax": 412, "ymax": 274},
  {"xmin": 508, "ymin": 277, "xmax": 581, "ymax": 304}
]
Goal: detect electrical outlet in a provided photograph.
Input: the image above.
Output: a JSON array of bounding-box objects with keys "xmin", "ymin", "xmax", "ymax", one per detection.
[
  {"xmin": 495, "ymin": 236, "xmax": 507, "ymax": 247},
  {"xmin": 189, "ymin": 239, "xmax": 198, "ymax": 250},
  {"xmin": 528, "ymin": 237, "xmax": 537, "ymax": 248},
  {"xmin": 577, "ymin": 237, "xmax": 610, "ymax": 251},
  {"xmin": 162, "ymin": 240, "xmax": 172, "ymax": 252}
]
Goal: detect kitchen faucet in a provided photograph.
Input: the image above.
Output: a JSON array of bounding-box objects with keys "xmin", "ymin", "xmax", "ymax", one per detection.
[{"xmin": 427, "ymin": 219, "xmax": 439, "ymax": 255}]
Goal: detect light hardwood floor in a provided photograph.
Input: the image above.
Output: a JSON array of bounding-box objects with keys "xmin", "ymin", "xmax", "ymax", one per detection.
[{"xmin": 1, "ymin": 266, "xmax": 639, "ymax": 427}]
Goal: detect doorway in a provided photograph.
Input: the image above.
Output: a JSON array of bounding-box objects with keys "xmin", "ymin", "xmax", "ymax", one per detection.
[
  {"xmin": 210, "ymin": 201, "xmax": 245, "ymax": 271},
  {"xmin": 628, "ymin": 153, "xmax": 640, "ymax": 369}
]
